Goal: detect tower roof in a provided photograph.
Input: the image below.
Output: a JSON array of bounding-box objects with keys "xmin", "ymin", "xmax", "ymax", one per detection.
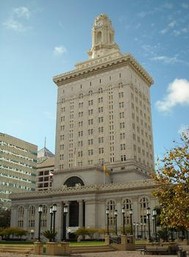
[{"xmin": 37, "ymin": 147, "xmax": 54, "ymax": 159}]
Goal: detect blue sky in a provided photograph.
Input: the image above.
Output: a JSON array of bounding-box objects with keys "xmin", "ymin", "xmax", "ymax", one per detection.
[{"xmin": 1, "ymin": 0, "xmax": 189, "ymax": 160}]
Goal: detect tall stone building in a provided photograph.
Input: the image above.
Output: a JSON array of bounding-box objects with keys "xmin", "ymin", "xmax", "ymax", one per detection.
[
  {"xmin": 10, "ymin": 14, "xmax": 157, "ymax": 241},
  {"xmin": 37, "ymin": 147, "xmax": 55, "ymax": 191},
  {"xmin": 0, "ymin": 133, "xmax": 37, "ymax": 208}
]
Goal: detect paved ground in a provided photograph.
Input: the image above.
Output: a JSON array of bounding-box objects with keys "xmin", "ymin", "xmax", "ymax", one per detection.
[{"xmin": 0, "ymin": 252, "xmax": 176, "ymax": 257}]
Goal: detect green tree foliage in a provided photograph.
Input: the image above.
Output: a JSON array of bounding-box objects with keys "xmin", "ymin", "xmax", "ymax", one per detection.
[
  {"xmin": 0, "ymin": 227, "xmax": 27, "ymax": 239},
  {"xmin": 0, "ymin": 208, "xmax": 11, "ymax": 228},
  {"xmin": 153, "ymin": 132, "xmax": 189, "ymax": 229},
  {"xmin": 74, "ymin": 227, "xmax": 98, "ymax": 239}
]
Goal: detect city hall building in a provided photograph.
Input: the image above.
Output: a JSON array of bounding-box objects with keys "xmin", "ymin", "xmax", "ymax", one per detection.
[{"xmin": 11, "ymin": 14, "xmax": 158, "ymax": 241}]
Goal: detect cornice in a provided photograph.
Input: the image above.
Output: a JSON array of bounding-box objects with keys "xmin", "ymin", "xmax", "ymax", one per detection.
[
  {"xmin": 53, "ymin": 53, "xmax": 154, "ymax": 87},
  {"xmin": 10, "ymin": 179, "xmax": 157, "ymax": 201}
]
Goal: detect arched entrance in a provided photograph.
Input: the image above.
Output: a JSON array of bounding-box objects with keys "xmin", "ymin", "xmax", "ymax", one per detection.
[{"xmin": 63, "ymin": 177, "xmax": 85, "ymax": 240}]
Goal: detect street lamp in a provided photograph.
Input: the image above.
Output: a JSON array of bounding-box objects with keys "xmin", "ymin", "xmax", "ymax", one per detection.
[
  {"xmin": 129, "ymin": 209, "xmax": 133, "ymax": 235},
  {"xmin": 147, "ymin": 207, "xmax": 151, "ymax": 241},
  {"xmin": 50, "ymin": 206, "xmax": 53, "ymax": 232},
  {"xmin": 114, "ymin": 209, "xmax": 118, "ymax": 235},
  {"xmin": 153, "ymin": 209, "xmax": 157, "ymax": 241},
  {"xmin": 106, "ymin": 209, "xmax": 110, "ymax": 235},
  {"xmin": 38, "ymin": 205, "xmax": 43, "ymax": 241},
  {"xmin": 122, "ymin": 207, "xmax": 125, "ymax": 235},
  {"xmin": 63, "ymin": 205, "xmax": 68, "ymax": 241},
  {"xmin": 52, "ymin": 204, "xmax": 57, "ymax": 241}
]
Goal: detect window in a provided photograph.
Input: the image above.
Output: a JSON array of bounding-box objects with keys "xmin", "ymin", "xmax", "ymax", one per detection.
[
  {"xmin": 119, "ymin": 102, "xmax": 124, "ymax": 108},
  {"xmin": 88, "ymin": 100, "xmax": 93, "ymax": 106},
  {"xmin": 88, "ymin": 119, "xmax": 93, "ymax": 125},
  {"xmin": 88, "ymin": 109, "xmax": 93, "ymax": 115},
  {"xmin": 122, "ymin": 199, "xmax": 132, "ymax": 225},
  {"xmin": 88, "ymin": 149, "xmax": 93, "ymax": 156},
  {"xmin": 119, "ymin": 92, "xmax": 124, "ymax": 98},
  {"xmin": 98, "ymin": 127, "xmax": 104, "ymax": 133},
  {"xmin": 98, "ymin": 117, "xmax": 104, "ymax": 123},
  {"xmin": 88, "ymin": 129, "xmax": 93, "ymax": 135},
  {"xmin": 99, "ymin": 147, "xmax": 104, "ymax": 154},
  {"xmin": 120, "ymin": 133, "xmax": 125, "ymax": 140},
  {"xmin": 78, "ymin": 131, "xmax": 83, "ymax": 137},
  {"xmin": 98, "ymin": 107, "xmax": 103, "ymax": 113},
  {"xmin": 88, "ymin": 139, "xmax": 93, "ymax": 145},
  {"xmin": 121, "ymin": 155, "xmax": 126, "ymax": 161},
  {"xmin": 120, "ymin": 144, "xmax": 126, "ymax": 150},
  {"xmin": 98, "ymin": 87, "xmax": 103, "ymax": 93},
  {"xmin": 120, "ymin": 122, "xmax": 125, "ymax": 129},
  {"xmin": 98, "ymin": 137, "xmax": 104, "ymax": 143},
  {"xmin": 119, "ymin": 112, "xmax": 124, "ymax": 118}
]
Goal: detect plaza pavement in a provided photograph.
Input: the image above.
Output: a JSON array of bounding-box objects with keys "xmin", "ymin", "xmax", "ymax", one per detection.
[{"xmin": 0, "ymin": 251, "xmax": 176, "ymax": 257}]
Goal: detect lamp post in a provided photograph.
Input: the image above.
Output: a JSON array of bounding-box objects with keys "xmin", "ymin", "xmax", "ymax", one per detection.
[
  {"xmin": 114, "ymin": 209, "xmax": 118, "ymax": 235},
  {"xmin": 30, "ymin": 229, "xmax": 34, "ymax": 240},
  {"xmin": 50, "ymin": 206, "xmax": 53, "ymax": 232},
  {"xmin": 38, "ymin": 205, "xmax": 43, "ymax": 241},
  {"xmin": 129, "ymin": 209, "xmax": 133, "ymax": 235},
  {"xmin": 63, "ymin": 205, "xmax": 68, "ymax": 241},
  {"xmin": 52, "ymin": 204, "xmax": 57, "ymax": 241},
  {"xmin": 147, "ymin": 207, "xmax": 151, "ymax": 241},
  {"xmin": 136, "ymin": 222, "xmax": 139, "ymax": 239},
  {"xmin": 122, "ymin": 207, "xmax": 125, "ymax": 235},
  {"xmin": 106, "ymin": 209, "xmax": 109, "ymax": 235},
  {"xmin": 153, "ymin": 209, "xmax": 157, "ymax": 241}
]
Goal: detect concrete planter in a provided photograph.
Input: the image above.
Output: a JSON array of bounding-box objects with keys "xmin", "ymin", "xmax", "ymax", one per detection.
[
  {"xmin": 34, "ymin": 242, "xmax": 43, "ymax": 255},
  {"xmin": 46, "ymin": 242, "xmax": 70, "ymax": 256}
]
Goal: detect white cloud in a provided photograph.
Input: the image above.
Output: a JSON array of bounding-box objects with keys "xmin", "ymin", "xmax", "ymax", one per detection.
[
  {"xmin": 151, "ymin": 55, "xmax": 189, "ymax": 66},
  {"xmin": 151, "ymin": 55, "xmax": 178, "ymax": 64},
  {"xmin": 3, "ymin": 6, "xmax": 31, "ymax": 32},
  {"xmin": 53, "ymin": 46, "xmax": 67, "ymax": 56},
  {"xmin": 156, "ymin": 79, "xmax": 189, "ymax": 112},
  {"xmin": 3, "ymin": 19, "xmax": 25, "ymax": 32},
  {"xmin": 14, "ymin": 6, "xmax": 30, "ymax": 19}
]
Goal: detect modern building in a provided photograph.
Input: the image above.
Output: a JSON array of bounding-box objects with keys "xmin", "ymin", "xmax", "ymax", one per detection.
[
  {"xmin": 37, "ymin": 147, "xmax": 55, "ymax": 191},
  {"xmin": 0, "ymin": 133, "xmax": 37, "ymax": 208},
  {"xmin": 10, "ymin": 14, "xmax": 158, "ymax": 241}
]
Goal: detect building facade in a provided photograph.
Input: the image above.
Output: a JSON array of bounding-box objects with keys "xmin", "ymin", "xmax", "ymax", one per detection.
[
  {"xmin": 10, "ymin": 14, "xmax": 158, "ymax": 241},
  {"xmin": 0, "ymin": 133, "xmax": 37, "ymax": 208},
  {"xmin": 37, "ymin": 147, "xmax": 55, "ymax": 191}
]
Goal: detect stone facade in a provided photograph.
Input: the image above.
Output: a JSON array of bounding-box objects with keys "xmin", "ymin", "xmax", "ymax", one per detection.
[{"xmin": 10, "ymin": 14, "xmax": 157, "ymax": 241}]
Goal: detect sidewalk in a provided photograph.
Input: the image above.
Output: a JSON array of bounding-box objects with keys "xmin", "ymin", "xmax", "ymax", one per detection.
[{"xmin": 0, "ymin": 251, "xmax": 176, "ymax": 257}]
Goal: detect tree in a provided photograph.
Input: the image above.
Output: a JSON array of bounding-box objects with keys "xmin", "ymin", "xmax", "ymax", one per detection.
[
  {"xmin": 0, "ymin": 207, "xmax": 11, "ymax": 228},
  {"xmin": 153, "ymin": 132, "xmax": 189, "ymax": 230}
]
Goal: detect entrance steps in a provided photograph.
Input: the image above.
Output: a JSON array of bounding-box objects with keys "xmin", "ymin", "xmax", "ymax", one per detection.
[
  {"xmin": 70, "ymin": 244, "xmax": 116, "ymax": 254},
  {"xmin": 0, "ymin": 244, "xmax": 34, "ymax": 254}
]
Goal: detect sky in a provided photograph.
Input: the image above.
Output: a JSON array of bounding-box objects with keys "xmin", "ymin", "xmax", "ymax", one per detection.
[{"xmin": 0, "ymin": 0, "xmax": 189, "ymax": 161}]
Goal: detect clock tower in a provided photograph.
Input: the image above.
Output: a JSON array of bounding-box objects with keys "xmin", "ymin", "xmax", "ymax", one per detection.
[{"xmin": 88, "ymin": 14, "xmax": 120, "ymax": 59}]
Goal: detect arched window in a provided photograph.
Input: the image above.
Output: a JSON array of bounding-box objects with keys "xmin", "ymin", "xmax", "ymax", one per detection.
[
  {"xmin": 139, "ymin": 197, "xmax": 149, "ymax": 224},
  {"xmin": 18, "ymin": 206, "xmax": 24, "ymax": 227},
  {"xmin": 106, "ymin": 200, "xmax": 116, "ymax": 226},
  {"xmin": 28, "ymin": 206, "xmax": 35, "ymax": 228},
  {"xmin": 64, "ymin": 176, "xmax": 84, "ymax": 187},
  {"xmin": 89, "ymin": 90, "xmax": 93, "ymax": 96},
  {"xmin": 97, "ymin": 31, "xmax": 102, "ymax": 44},
  {"xmin": 41, "ymin": 205, "xmax": 47, "ymax": 228},
  {"xmin": 122, "ymin": 199, "xmax": 132, "ymax": 225}
]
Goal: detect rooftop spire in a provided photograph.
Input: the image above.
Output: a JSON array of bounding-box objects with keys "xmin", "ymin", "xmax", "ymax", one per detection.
[{"xmin": 88, "ymin": 14, "xmax": 120, "ymax": 59}]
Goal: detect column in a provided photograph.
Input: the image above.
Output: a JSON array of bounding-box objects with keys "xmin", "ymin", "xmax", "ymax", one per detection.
[{"xmin": 79, "ymin": 200, "xmax": 83, "ymax": 227}]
